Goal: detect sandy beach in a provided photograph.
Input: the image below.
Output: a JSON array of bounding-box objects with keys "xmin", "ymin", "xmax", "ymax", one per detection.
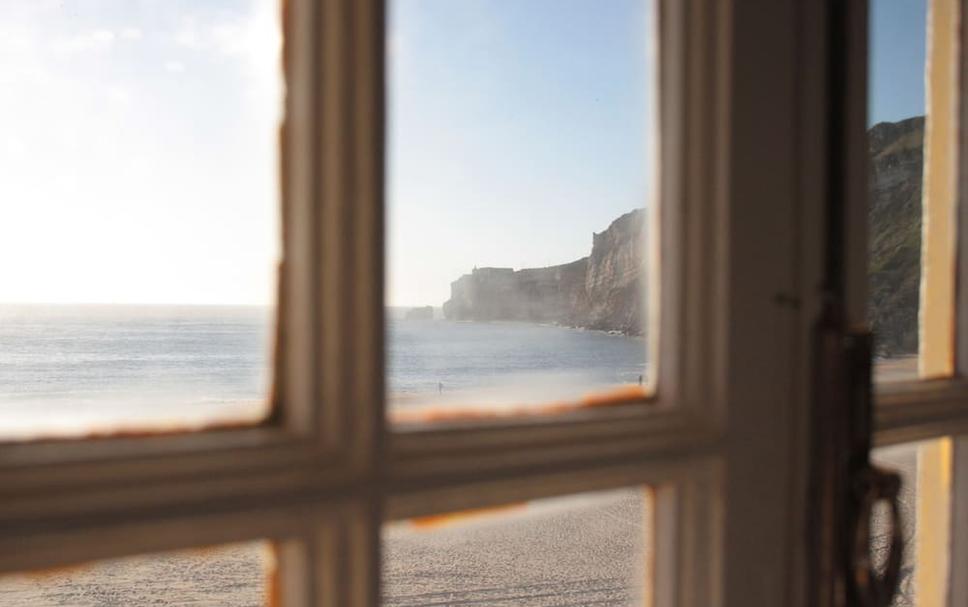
[
  {"xmin": 0, "ymin": 543, "xmax": 269, "ymax": 607},
  {"xmin": 0, "ymin": 491, "xmax": 647, "ymax": 606},
  {"xmin": 383, "ymin": 489, "xmax": 649, "ymax": 606}
]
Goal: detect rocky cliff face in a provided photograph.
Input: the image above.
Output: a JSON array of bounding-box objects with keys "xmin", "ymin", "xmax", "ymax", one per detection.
[
  {"xmin": 581, "ymin": 209, "xmax": 647, "ymax": 333},
  {"xmin": 442, "ymin": 210, "xmax": 646, "ymax": 334},
  {"xmin": 868, "ymin": 116, "xmax": 923, "ymax": 355}
]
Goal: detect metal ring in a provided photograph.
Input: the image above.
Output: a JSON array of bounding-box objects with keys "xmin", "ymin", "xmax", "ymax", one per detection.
[{"xmin": 850, "ymin": 467, "xmax": 903, "ymax": 607}]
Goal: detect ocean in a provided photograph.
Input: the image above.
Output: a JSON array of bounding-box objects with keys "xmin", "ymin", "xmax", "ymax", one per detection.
[
  {"xmin": 388, "ymin": 318, "xmax": 647, "ymax": 406},
  {"xmin": 0, "ymin": 305, "xmax": 647, "ymax": 438}
]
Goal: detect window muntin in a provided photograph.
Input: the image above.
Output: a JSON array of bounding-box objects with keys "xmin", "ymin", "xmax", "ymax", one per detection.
[
  {"xmin": 385, "ymin": 0, "xmax": 657, "ymax": 419},
  {"xmin": 0, "ymin": 0, "xmax": 284, "ymax": 440}
]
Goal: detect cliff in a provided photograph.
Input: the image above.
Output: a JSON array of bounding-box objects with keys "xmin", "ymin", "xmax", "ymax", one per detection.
[
  {"xmin": 442, "ymin": 210, "xmax": 646, "ymax": 334},
  {"xmin": 868, "ymin": 116, "xmax": 923, "ymax": 355},
  {"xmin": 582, "ymin": 208, "xmax": 647, "ymax": 333},
  {"xmin": 441, "ymin": 116, "xmax": 923, "ymax": 346}
]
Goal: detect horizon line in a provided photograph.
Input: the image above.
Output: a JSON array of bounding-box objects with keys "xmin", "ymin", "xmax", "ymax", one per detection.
[
  {"xmin": 0, "ymin": 301, "xmax": 446, "ymax": 309},
  {"xmin": 0, "ymin": 301, "xmax": 274, "ymax": 308}
]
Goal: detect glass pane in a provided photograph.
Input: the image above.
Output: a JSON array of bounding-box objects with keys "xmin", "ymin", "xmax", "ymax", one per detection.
[
  {"xmin": 871, "ymin": 442, "xmax": 920, "ymax": 606},
  {"xmin": 385, "ymin": 0, "xmax": 657, "ymax": 418},
  {"xmin": 868, "ymin": 0, "xmax": 961, "ymax": 381},
  {"xmin": 867, "ymin": 0, "xmax": 927, "ymax": 381},
  {"xmin": 872, "ymin": 439, "xmax": 956, "ymax": 607},
  {"xmin": 383, "ymin": 488, "xmax": 651, "ymax": 605},
  {"xmin": 0, "ymin": 541, "xmax": 271, "ymax": 606},
  {"xmin": 0, "ymin": 1, "xmax": 283, "ymax": 439}
]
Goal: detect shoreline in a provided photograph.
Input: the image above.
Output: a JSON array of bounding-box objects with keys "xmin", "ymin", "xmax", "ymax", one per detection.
[{"xmin": 395, "ymin": 315, "xmax": 647, "ymax": 338}]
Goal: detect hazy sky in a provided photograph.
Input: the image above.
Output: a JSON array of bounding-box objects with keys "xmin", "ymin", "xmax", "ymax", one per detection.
[
  {"xmin": 0, "ymin": 0, "xmax": 925, "ymax": 306},
  {"xmin": 0, "ymin": 0, "xmax": 281, "ymax": 305}
]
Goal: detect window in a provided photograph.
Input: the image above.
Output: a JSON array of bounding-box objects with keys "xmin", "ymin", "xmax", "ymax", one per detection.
[
  {"xmin": 385, "ymin": 0, "xmax": 657, "ymax": 420},
  {"xmin": 0, "ymin": 0, "xmax": 283, "ymax": 440},
  {"xmin": 8, "ymin": 1, "xmax": 967, "ymax": 607},
  {"xmin": 0, "ymin": 0, "xmax": 345, "ymax": 599}
]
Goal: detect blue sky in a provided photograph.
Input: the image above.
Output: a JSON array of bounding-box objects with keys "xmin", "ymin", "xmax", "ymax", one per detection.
[
  {"xmin": 869, "ymin": 0, "xmax": 926, "ymax": 124},
  {"xmin": 388, "ymin": 0, "xmax": 654, "ymax": 305},
  {"xmin": 0, "ymin": 0, "xmax": 926, "ymax": 305}
]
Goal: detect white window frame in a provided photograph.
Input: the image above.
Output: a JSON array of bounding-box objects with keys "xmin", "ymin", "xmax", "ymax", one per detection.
[{"xmin": 0, "ymin": 1, "xmax": 906, "ymax": 606}]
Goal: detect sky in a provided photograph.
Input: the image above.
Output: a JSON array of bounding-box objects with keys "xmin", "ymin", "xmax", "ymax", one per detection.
[
  {"xmin": 0, "ymin": 0, "xmax": 925, "ymax": 306},
  {"xmin": 869, "ymin": 0, "xmax": 927, "ymax": 125},
  {"xmin": 0, "ymin": 0, "xmax": 282, "ymax": 305},
  {"xmin": 387, "ymin": 0, "xmax": 654, "ymax": 306}
]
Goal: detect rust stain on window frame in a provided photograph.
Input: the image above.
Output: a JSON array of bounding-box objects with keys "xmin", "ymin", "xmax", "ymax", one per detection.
[{"xmin": 390, "ymin": 384, "xmax": 653, "ymax": 425}]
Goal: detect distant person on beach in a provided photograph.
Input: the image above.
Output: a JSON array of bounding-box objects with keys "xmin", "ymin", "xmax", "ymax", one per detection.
[
  {"xmin": 438, "ymin": 381, "xmax": 443, "ymax": 395},
  {"xmin": 638, "ymin": 374, "xmax": 643, "ymax": 386}
]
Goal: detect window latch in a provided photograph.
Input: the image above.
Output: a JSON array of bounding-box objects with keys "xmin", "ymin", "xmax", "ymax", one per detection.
[
  {"xmin": 811, "ymin": 322, "xmax": 903, "ymax": 607},
  {"xmin": 843, "ymin": 330, "xmax": 903, "ymax": 607}
]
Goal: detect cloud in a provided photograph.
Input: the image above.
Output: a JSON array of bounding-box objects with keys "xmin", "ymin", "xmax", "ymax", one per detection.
[
  {"xmin": 174, "ymin": 19, "xmax": 202, "ymax": 49},
  {"xmin": 92, "ymin": 30, "xmax": 114, "ymax": 43},
  {"xmin": 164, "ymin": 60, "xmax": 186, "ymax": 73},
  {"xmin": 173, "ymin": 5, "xmax": 281, "ymax": 63},
  {"xmin": 106, "ymin": 84, "xmax": 132, "ymax": 106},
  {"xmin": 121, "ymin": 27, "xmax": 143, "ymax": 41},
  {"xmin": 51, "ymin": 29, "xmax": 115, "ymax": 54},
  {"xmin": 212, "ymin": 23, "xmax": 248, "ymax": 55},
  {"xmin": 174, "ymin": 20, "xmax": 246, "ymax": 57},
  {"xmin": 0, "ymin": 25, "xmax": 47, "ymax": 85}
]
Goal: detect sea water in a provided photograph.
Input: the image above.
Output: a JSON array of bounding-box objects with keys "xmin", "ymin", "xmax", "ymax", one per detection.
[
  {"xmin": 0, "ymin": 305, "xmax": 272, "ymax": 437},
  {"xmin": 0, "ymin": 305, "xmax": 647, "ymax": 437},
  {"xmin": 388, "ymin": 319, "xmax": 647, "ymax": 404}
]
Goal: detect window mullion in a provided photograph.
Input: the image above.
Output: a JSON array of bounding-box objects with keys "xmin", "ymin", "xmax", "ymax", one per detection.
[{"xmin": 875, "ymin": 379, "xmax": 968, "ymax": 445}]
